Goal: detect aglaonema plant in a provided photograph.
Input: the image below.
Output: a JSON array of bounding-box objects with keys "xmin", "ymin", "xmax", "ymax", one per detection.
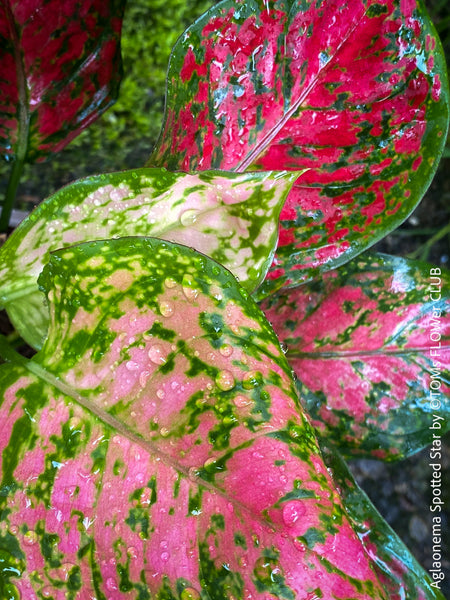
[{"xmin": 0, "ymin": 0, "xmax": 449, "ymax": 598}]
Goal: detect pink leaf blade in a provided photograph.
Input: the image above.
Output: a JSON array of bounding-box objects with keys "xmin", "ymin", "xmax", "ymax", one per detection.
[
  {"xmin": 0, "ymin": 238, "xmax": 395, "ymax": 599},
  {"xmin": 320, "ymin": 444, "xmax": 446, "ymax": 600},
  {"xmin": 150, "ymin": 0, "xmax": 449, "ymax": 292},
  {"xmin": 260, "ymin": 253, "xmax": 450, "ymax": 460}
]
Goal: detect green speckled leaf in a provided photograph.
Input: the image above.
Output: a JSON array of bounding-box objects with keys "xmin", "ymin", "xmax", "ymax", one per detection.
[
  {"xmin": 0, "ymin": 237, "xmax": 401, "ymax": 599},
  {"xmin": 320, "ymin": 444, "xmax": 446, "ymax": 600},
  {"xmin": 0, "ymin": 167, "xmax": 295, "ymax": 349},
  {"xmin": 261, "ymin": 253, "xmax": 450, "ymax": 460}
]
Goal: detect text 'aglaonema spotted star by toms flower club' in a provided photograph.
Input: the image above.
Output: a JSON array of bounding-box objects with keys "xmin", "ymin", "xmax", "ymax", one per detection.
[
  {"xmin": 260, "ymin": 253, "xmax": 450, "ymax": 461},
  {"xmin": 0, "ymin": 238, "xmax": 444, "ymax": 599},
  {"xmin": 149, "ymin": 0, "xmax": 449, "ymax": 296}
]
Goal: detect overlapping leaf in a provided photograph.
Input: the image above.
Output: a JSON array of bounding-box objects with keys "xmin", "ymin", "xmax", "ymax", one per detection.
[
  {"xmin": 320, "ymin": 445, "xmax": 446, "ymax": 600},
  {"xmin": 150, "ymin": 0, "xmax": 449, "ymax": 295},
  {"xmin": 260, "ymin": 253, "xmax": 450, "ymax": 460},
  {"xmin": 0, "ymin": 0, "xmax": 125, "ymax": 162},
  {"xmin": 0, "ymin": 167, "xmax": 295, "ymax": 349},
  {"xmin": 0, "ymin": 237, "xmax": 398, "ymax": 599}
]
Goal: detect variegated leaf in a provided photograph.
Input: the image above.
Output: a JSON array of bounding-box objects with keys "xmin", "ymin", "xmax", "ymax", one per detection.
[
  {"xmin": 149, "ymin": 0, "xmax": 449, "ymax": 295},
  {"xmin": 0, "ymin": 237, "xmax": 393, "ymax": 599},
  {"xmin": 260, "ymin": 253, "xmax": 450, "ymax": 460},
  {"xmin": 0, "ymin": 167, "xmax": 296, "ymax": 349},
  {"xmin": 320, "ymin": 445, "xmax": 446, "ymax": 600},
  {"xmin": 0, "ymin": 0, "xmax": 125, "ymax": 162}
]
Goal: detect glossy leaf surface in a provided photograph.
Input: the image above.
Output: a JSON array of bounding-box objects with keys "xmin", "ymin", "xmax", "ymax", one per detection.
[
  {"xmin": 0, "ymin": 237, "xmax": 392, "ymax": 599},
  {"xmin": 261, "ymin": 253, "xmax": 450, "ymax": 460},
  {"xmin": 150, "ymin": 0, "xmax": 449, "ymax": 294},
  {"xmin": 0, "ymin": 167, "xmax": 295, "ymax": 349},
  {"xmin": 0, "ymin": 0, "xmax": 125, "ymax": 162},
  {"xmin": 320, "ymin": 445, "xmax": 445, "ymax": 600}
]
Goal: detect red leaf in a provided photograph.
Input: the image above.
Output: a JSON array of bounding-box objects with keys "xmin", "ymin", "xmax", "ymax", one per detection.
[
  {"xmin": 0, "ymin": 0, "xmax": 125, "ymax": 162},
  {"xmin": 150, "ymin": 0, "xmax": 449, "ymax": 294}
]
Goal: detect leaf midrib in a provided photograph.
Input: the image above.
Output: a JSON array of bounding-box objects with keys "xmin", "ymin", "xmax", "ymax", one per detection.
[
  {"xmin": 287, "ymin": 345, "xmax": 450, "ymax": 359},
  {"xmin": 235, "ymin": 6, "xmax": 368, "ymax": 171},
  {"xmin": 0, "ymin": 333, "xmax": 285, "ymax": 531}
]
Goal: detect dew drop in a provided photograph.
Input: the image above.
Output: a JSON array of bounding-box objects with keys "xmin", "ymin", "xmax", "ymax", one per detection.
[
  {"xmin": 233, "ymin": 395, "xmax": 252, "ymax": 408},
  {"xmin": 164, "ymin": 277, "xmax": 177, "ymax": 289},
  {"xmin": 23, "ymin": 530, "xmax": 38, "ymax": 546},
  {"xmin": 160, "ymin": 551, "xmax": 170, "ymax": 562},
  {"xmin": 159, "ymin": 301, "xmax": 174, "ymax": 317},
  {"xmin": 243, "ymin": 370, "xmax": 262, "ymax": 389},
  {"xmin": 148, "ymin": 344, "xmax": 167, "ymax": 365},
  {"xmin": 41, "ymin": 587, "xmax": 54, "ymax": 598},
  {"xmin": 219, "ymin": 344, "xmax": 233, "ymax": 357},
  {"xmin": 182, "ymin": 285, "xmax": 199, "ymax": 302},
  {"xmin": 159, "ymin": 427, "xmax": 170, "ymax": 438},
  {"xmin": 106, "ymin": 577, "xmax": 118, "ymax": 591},
  {"xmin": 180, "ymin": 209, "xmax": 199, "ymax": 226},
  {"xmin": 181, "ymin": 587, "xmax": 201, "ymax": 600},
  {"xmin": 139, "ymin": 370, "xmax": 151, "ymax": 387},
  {"xmin": 282, "ymin": 501, "xmax": 305, "ymax": 527},
  {"xmin": 126, "ymin": 360, "xmax": 140, "ymax": 371},
  {"xmin": 156, "ymin": 388, "xmax": 165, "ymax": 399},
  {"xmin": 215, "ymin": 370, "xmax": 235, "ymax": 391},
  {"xmin": 127, "ymin": 546, "xmax": 138, "ymax": 559}
]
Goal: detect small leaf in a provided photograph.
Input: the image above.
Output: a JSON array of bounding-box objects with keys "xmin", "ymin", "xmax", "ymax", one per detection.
[
  {"xmin": 0, "ymin": 0, "xmax": 125, "ymax": 163},
  {"xmin": 150, "ymin": 0, "xmax": 449, "ymax": 293},
  {"xmin": 0, "ymin": 167, "xmax": 295, "ymax": 349},
  {"xmin": 0, "ymin": 238, "xmax": 391, "ymax": 598},
  {"xmin": 260, "ymin": 253, "xmax": 450, "ymax": 460},
  {"xmin": 320, "ymin": 444, "xmax": 446, "ymax": 600}
]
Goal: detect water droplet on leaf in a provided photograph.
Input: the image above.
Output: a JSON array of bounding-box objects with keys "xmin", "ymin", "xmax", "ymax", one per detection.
[
  {"xmin": 148, "ymin": 345, "xmax": 167, "ymax": 365},
  {"xmin": 243, "ymin": 370, "xmax": 262, "ymax": 389},
  {"xmin": 219, "ymin": 344, "xmax": 233, "ymax": 357},
  {"xmin": 164, "ymin": 277, "xmax": 177, "ymax": 289},
  {"xmin": 282, "ymin": 501, "xmax": 305, "ymax": 527},
  {"xmin": 233, "ymin": 395, "xmax": 252, "ymax": 408},
  {"xmin": 23, "ymin": 530, "xmax": 38, "ymax": 546},
  {"xmin": 159, "ymin": 301, "xmax": 174, "ymax": 317},
  {"xmin": 181, "ymin": 587, "xmax": 201, "ymax": 600},
  {"xmin": 216, "ymin": 370, "xmax": 235, "ymax": 391},
  {"xmin": 180, "ymin": 209, "xmax": 199, "ymax": 226}
]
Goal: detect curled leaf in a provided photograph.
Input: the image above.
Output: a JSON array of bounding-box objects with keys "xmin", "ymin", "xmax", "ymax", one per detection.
[
  {"xmin": 320, "ymin": 445, "xmax": 446, "ymax": 600},
  {"xmin": 150, "ymin": 0, "xmax": 449, "ymax": 293},
  {"xmin": 0, "ymin": 167, "xmax": 295, "ymax": 348},
  {"xmin": 1, "ymin": 237, "xmax": 394, "ymax": 599},
  {"xmin": 0, "ymin": 0, "xmax": 125, "ymax": 163},
  {"xmin": 260, "ymin": 253, "xmax": 450, "ymax": 460}
]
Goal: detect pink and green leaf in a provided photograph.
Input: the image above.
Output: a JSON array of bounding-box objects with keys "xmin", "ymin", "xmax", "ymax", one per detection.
[
  {"xmin": 0, "ymin": 0, "xmax": 125, "ymax": 163},
  {"xmin": 0, "ymin": 237, "xmax": 400, "ymax": 599},
  {"xmin": 260, "ymin": 253, "xmax": 450, "ymax": 460},
  {"xmin": 320, "ymin": 444, "xmax": 446, "ymax": 600},
  {"xmin": 149, "ymin": 0, "xmax": 449, "ymax": 295},
  {"xmin": 0, "ymin": 167, "xmax": 295, "ymax": 349}
]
